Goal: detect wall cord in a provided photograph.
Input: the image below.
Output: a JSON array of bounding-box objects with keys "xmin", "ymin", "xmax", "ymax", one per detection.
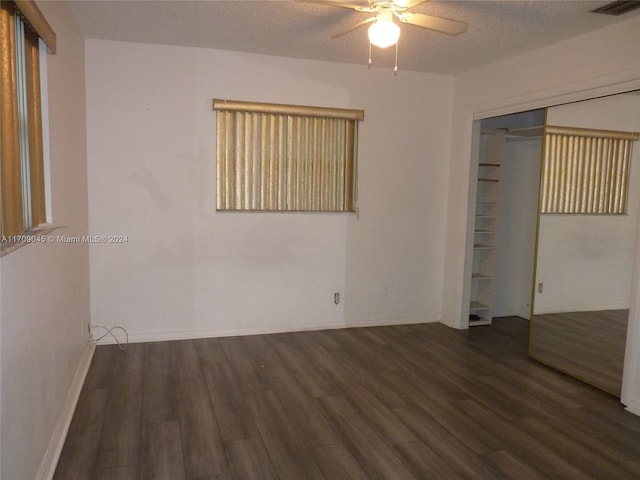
[{"xmin": 89, "ymin": 325, "xmax": 129, "ymax": 351}]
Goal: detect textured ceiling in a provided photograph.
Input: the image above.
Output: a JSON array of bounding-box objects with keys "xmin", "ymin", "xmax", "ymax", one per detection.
[{"xmin": 68, "ymin": 0, "xmax": 640, "ymax": 74}]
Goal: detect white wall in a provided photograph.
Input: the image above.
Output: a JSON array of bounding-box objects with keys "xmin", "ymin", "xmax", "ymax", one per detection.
[
  {"xmin": 0, "ymin": 2, "xmax": 91, "ymax": 479},
  {"xmin": 534, "ymin": 94, "xmax": 640, "ymax": 314},
  {"xmin": 85, "ymin": 40, "xmax": 453, "ymax": 341},
  {"xmin": 493, "ymin": 138, "xmax": 541, "ymax": 319}
]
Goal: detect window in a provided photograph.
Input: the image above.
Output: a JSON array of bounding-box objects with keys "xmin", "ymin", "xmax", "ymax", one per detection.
[
  {"xmin": 213, "ymin": 99, "xmax": 364, "ymax": 212},
  {"xmin": 540, "ymin": 125, "xmax": 640, "ymax": 214},
  {"xmin": 1, "ymin": 0, "xmax": 55, "ymax": 237}
]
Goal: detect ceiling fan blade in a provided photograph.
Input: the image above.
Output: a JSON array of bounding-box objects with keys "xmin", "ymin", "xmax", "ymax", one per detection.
[
  {"xmin": 332, "ymin": 17, "xmax": 376, "ymax": 39},
  {"xmin": 294, "ymin": 0, "xmax": 375, "ymax": 12},
  {"xmin": 399, "ymin": 12, "xmax": 467, "ymax": 35}
]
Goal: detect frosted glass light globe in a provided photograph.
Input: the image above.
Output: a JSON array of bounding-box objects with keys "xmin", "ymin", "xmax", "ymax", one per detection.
[{"xmin": 368, "ymin": 19, "xmax": 400, "ymax": 48}]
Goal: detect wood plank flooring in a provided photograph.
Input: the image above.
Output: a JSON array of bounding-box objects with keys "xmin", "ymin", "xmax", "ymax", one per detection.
[
  {"xmin": 54, "ymin": 317, "xmax": 640, "ymax": 479},
  {"xmin": 530, "ymin": 309, "xmax": 628, "ymax": 397}
]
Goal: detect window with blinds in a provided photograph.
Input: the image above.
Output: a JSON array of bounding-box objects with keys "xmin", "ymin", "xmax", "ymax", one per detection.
[
  {"xmin": 540, "ymin": 125, "xmax": 640, "ymax": 214},
  {"xmin": 213, "ymin": 99, "xmax": 364, "ymax": 212},
  {"xmin": 1, "ymin": 0, "xmax": 55, "ymax": 237}
]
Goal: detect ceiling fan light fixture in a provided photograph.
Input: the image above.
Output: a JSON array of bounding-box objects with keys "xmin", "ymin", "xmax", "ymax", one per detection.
[{"xmin": 368, "ymin": 18, "xmax": 400, "ymax": 48}]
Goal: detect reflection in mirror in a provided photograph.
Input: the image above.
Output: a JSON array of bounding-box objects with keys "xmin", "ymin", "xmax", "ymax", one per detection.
[{"xmin": 529, "ymin": 92, "xmax": 640, "ymax": 397}]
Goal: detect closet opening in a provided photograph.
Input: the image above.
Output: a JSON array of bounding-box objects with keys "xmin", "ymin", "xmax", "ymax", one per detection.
[{"xmin": 466, "ymin": 109, "xmax": 544, "ymax": 327}]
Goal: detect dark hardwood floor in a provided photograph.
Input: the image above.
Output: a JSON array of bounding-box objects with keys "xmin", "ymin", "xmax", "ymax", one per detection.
[
  {"xmin": 54, "ymin": 317, "xmax": 640, "ymax": 479},
  {"xmin": 530, "ymin": 309, "xmax": 628, "ymax": 397}
]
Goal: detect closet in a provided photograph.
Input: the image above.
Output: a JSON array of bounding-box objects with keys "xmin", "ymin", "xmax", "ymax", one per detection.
[{"xmin": 467, "ymin": 111, "xmax": 544, "ymax": 327}]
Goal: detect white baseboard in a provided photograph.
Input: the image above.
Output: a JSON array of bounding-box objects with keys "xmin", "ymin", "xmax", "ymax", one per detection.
[
  {"xmin": 94, "ymin": 315, "xmax": 440, "ymax": 345},
  {"xmin": 534, "ymin": 303, "xmax": 629, "ymax": 315},
  {"xmin": 624, "ymin": 397, "xmax": 640, "ymax": 417},
  {"xmin": 36, "ymin": 342, "xmax": 96, "ymax": 480}
]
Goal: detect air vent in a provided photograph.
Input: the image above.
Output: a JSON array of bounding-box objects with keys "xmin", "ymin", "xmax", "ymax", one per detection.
[{"xmin": 591, "ymin": 0, "xmax": 640, "ymax": 15}]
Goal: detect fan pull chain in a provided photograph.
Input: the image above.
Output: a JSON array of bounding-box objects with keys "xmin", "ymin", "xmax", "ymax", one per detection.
[
  {"xmin": 366, "ymin": 38, "xmax": 399, "ymax": 74},
  {"xmin": 394, "ymin": 40, "xmax": 398, "ymax": 75}
]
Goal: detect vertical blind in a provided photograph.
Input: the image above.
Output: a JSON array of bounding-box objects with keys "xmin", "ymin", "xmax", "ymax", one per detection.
[
  {"xmin": 1, "ymin": 2, "xmax": 22, "ymax": 235},
  {"xmin": 540, "ymin": 125, "xmax": 640, "ymax": 214},
  {"xmin": 214, "ymin": 99, "xmax": 363, "ymax": 212},
  {"xmin": 1, "ymin": 0, "xmax": 51, "ymax": 237}
]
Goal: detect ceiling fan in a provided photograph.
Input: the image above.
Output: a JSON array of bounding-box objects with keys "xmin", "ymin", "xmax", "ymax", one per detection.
[{"xmin": 299, "ymin": 0, "xmax": 468, "ymax": 72}]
